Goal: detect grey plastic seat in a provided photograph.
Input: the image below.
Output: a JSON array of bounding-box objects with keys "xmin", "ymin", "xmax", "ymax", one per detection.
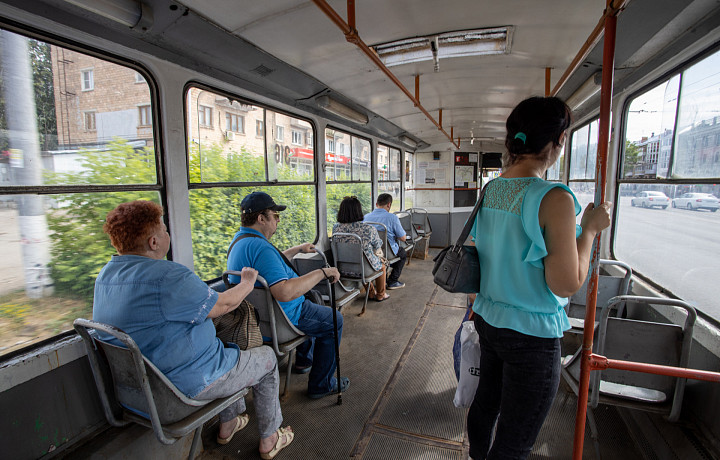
[
  {"xmin": 566, "ymin": 259, "xmax": 633, "ymax": 334},
  {"xmin": 364, "ymin": 220, "xmax": 402, "ymax": 266},
  {"xmin": 562, "ymin": 295, "xmax": 697, "ymax": 441},
  {"xmin": 331, "ymin": 232, "xmax": 384, "ymax": 316},
  {"xmin": 222, "ymin": 272, "xmax": 309, "ymax": 401},
  {"xmin": 73, "ymin": 318, "xmax": 249, "ymax": 459},
  {"xmin": 408, "ymin": 207, "xmax": 433, "ymax": 239},
  {"xmin": 394, "ymin": 211, "xmax": 419, "ymax": 262},
  {"xmin": 291, "ymin": 249, "xmax": 361, "ymax": 310}
]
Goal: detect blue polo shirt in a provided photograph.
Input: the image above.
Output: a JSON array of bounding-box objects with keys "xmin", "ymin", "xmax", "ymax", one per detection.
[
  {"xmin": 227, "ymin": 227, "xmax": 304, "ymax": 325},
  {"xmin": 92, "ymin": 255, "xmax": 239, "ymax": 398},
  {"xmin": 364, "ymin": 208, "xmax": 406, "ymax": 254}
]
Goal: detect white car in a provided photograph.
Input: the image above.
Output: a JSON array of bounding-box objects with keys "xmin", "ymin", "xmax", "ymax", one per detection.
[
  {"xmin": 631, "ymin": 191, "xmax": 670, "ymax": 209},
  {"xmin": 672, "ymin": 193, "xmax": 719, "ymax": 212}
]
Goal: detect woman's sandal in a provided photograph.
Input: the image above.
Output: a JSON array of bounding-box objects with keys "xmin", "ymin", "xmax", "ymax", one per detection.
[
  {"xmin": 216, "ymin": 413, "xmax": 250, "ymax": 445},
  {"xmin": 260, "ymin": 426, "xmax": 294, "ymax": 459},
  {"xmin": 375, "ymin": 293, "xmax": 390, "ymax": 302}
]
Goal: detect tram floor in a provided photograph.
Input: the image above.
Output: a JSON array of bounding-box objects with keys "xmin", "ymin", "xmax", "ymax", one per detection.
[{"xmin": 200, "ymin": 252, "xmax": 710, "ymax": 460}]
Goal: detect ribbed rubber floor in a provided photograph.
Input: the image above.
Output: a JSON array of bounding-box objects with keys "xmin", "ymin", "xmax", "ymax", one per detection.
[{"xmin": 202, "ymin": 253, "xmax": 684, "ymax": 459}]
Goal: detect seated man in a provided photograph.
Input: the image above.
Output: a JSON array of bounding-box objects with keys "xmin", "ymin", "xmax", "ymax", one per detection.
[
  {"xmin": 227, "ymin": 191, "xmax": 349, "ymax": 399},
  {"xmin": 364, "ymin": 193, "xmax": 408, "ymax": 289},
  {"xmin": 93, "ymin": 200, "xmax": 293, "ymax": 458}
]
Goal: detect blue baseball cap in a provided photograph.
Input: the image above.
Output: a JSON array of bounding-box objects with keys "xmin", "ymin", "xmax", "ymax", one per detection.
[{"xmin": 240, "ymin": 191, "xmax": 287, "ymax": 214}]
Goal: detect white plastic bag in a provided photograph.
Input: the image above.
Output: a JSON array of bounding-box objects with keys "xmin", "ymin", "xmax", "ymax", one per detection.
[{"xmin": 453, "ymin": 320, "xmax": 481, "ymax": 408}]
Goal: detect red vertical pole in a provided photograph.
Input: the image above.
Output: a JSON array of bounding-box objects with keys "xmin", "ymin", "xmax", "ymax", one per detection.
[{"xmin": 571, "ymin": 4, "xmax": 617, "ymax": 459}]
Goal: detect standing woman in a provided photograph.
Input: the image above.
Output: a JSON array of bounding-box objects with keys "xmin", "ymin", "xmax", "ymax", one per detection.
[{"xmin": 467, "ymin": 97, "xmax": 611, "ymax": 459}]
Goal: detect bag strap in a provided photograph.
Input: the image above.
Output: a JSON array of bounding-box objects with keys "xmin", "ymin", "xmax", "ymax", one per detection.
[
  {"xmin": 453, "ymin": 181, "xmax": 492, "ymax": 248},
  {"xmin": 227, "ymin": 232, "xmax": 300, "ymax": 275}
]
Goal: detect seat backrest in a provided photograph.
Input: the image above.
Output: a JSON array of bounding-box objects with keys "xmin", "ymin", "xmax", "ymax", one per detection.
[
  {"xmin": 568, "ymin": 259, "xmax": 632, "ymax": 319},
  {"xmin": 331, "ymin": 233, "xmax": 379, "ymax": 282},
  {"xmin": 409, "ymin": 207, "xmax": 432, "ymax": 236},
  {"xmin": 73, "ymin": 319, "xmax": 208, "ymax": 426},
  {"xmin": 395, "ymin": 212, "xmax": 413, "ymax": 237},
  {"xmin": 224, "ymin": 273, "xmax": 306, "ymax": 348},
  {"xmin": 366, "ymin": 221, "xmax": 399, "ymax": 259},
  {"xmin": 591, "ymin": 296, "xmax": 697, "ymax": 421}
]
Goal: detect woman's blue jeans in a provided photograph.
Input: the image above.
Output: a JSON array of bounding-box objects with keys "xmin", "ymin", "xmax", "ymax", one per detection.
[{"xmin": 467, "ymin": 316, "xmax": 561, "ymax": 460}]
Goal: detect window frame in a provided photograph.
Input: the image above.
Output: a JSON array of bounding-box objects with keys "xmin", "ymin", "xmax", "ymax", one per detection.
[
  {"xmin": 80, "ymin": 68, "xmax": 94, "ymax": 91},
  {"xmin": 0, "ymin": 29, "xmax": 165, "ymax": 358},
  {"xmin": 610, "ymin": 44, "xmax": 720, "ymax": 323}
]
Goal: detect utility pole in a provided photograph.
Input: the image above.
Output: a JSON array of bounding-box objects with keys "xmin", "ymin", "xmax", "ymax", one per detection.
[{"xmin": 1, "ymin": 31, "xmax": 54, "ymax": 298}]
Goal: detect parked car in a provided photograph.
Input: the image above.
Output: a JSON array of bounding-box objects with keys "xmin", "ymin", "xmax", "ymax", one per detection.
[
  {"xmin": 631, "ymin": 191, "xmax": 670, "ymax": 209},
  {"xmin": 671, "ymin": 193, "xmax": 719, "ymax": 212}
]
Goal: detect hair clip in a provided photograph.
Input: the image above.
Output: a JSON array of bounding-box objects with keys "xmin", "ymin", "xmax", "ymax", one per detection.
[{"xmin": 514, "ymin": 132, "xmax": 527, "ymax": 144}]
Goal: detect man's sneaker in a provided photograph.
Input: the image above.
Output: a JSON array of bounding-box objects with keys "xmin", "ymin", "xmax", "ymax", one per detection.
[{"xmin": 387, "ymin": 281, "xmax": 405, "ymax": 290}]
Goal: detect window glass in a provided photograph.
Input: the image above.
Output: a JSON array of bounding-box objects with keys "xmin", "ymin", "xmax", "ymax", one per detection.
[
  {"xmin": 377, "ymin": 144, "xmax": 389, "ymax": 180},
  {"xmin": 546, "ymin": 148, "xmax": 564, "ymax": 181},
  {"xmin": 674, "ymin": 51, "xmax": 720, "ymax": 178},
  {"xmin": 189, "ymin": 185, "xmax": 316, "ymax": 280},
  {"xmin": 324, "ymin": 128, "xmax": 372, "ymax": 234},
  {"xmin": 326, "ymin": 130, "xmax": 351, "ymax": 181},
  {"xmin": 570, "ymin": 124, "xmax": 590, "ymax": 180},
  {"xmin": 187, "ymin": 88, "xmax": 314, "ymax": 183},
  {"xmin": 617, "ymin": 48, "xmax": 720, "ymax": 321},
  {"xmin": 405, "ymin": 152, "xmax": 415, "ymax": 209},
  {"xmin": 325, "ymin": 183, "xmax": 372, "ymax": 236},
  {"xmin": 0, "ymin": 30, "xmax": 162, "ymax": 356},
  {"xmin": 378, "ymin": 144, "xmax": 401, "ymax": 211},
  {"xmin": 353, "ymin": 137, "xmax": 371, "ymax": 181},
  {"xmin": 0, "ymin": 37, "xmax": 156, "ymax": 187},
  {"xmin": 624, "ymin": 76, "xmax": 679, "ymax": 179},
  {"xmin": 379, "ymin": 182, "xmax": 402, "ymax": 212},
  {"xmin": 0, "ymin": 190, "xmax": 162, "ymax": 355}
]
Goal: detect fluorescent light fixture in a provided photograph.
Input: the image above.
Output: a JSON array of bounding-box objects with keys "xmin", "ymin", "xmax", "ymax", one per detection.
[
  {"xmin": 566, "ymin": 72, "xmax": 602, "ymax": 110},
  {"xmin": 64, "ymin": 0, "xmax": 153, "ymax": 29},
  {"xmin": 399, "ymin": 135, "xmax": 418, "ymax": 148},
  {"xmin": 373, "ymin": 27, "xmax": 513, "ymax": 68},
  {"xmin": 316, "ymin": 95, "xmax": 369, "ymax": 125}
]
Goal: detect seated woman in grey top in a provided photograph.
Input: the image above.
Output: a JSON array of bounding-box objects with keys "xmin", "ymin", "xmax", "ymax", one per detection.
[{"xmin": 332, "ymin": 196, "xmax": 388, "ymax": 301}]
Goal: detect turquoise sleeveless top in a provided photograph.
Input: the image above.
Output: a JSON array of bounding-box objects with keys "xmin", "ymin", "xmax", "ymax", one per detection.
[{"xmin": 470, "ymin": 177, "xmax": 581, "ymax": 338}]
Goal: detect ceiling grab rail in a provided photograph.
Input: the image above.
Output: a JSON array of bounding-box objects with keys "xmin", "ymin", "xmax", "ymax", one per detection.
[
  {"xmin": 571, "ymin": 2, "xmax": 720, "ymax": 458},
  {"xmin": 311, "ymin": 0, "xmax": 459, "ymax": 148}
]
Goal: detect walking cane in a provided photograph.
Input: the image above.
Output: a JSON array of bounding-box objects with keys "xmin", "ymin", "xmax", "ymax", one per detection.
[{"xmin": 317, "ymin": 249, "xmax": 343, "ymax": 405}]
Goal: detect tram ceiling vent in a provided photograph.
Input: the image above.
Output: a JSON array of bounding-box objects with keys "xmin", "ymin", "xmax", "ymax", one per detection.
[{"xmin": 372, "ymin": 27, "xmax": 514, "ymax": 68}]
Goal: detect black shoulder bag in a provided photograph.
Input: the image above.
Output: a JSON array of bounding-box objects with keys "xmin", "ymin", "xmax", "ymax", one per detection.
[{"xmin": 432, "ymin": 182, "xmax": 490, "ymax": 293}]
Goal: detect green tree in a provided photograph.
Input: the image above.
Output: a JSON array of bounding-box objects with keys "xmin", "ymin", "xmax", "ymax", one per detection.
[
  {"xmin": 45, "ymin": 139, "xmax": 158, "ymax": 303},
  {"xmin": 624, "ymin": 141, "xmax": 640, "ymax": 176}
]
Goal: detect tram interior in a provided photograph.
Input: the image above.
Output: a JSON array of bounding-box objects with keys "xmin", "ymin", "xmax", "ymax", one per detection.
[{"xmin": 0, "ymin": 0, "xmax": 720, "ymax": 459}]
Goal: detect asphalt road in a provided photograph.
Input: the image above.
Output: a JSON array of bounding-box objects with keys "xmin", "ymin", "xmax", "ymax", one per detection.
[{"xmin": 614, "ymin": 196, "xmax": 720, "ymax": 320}]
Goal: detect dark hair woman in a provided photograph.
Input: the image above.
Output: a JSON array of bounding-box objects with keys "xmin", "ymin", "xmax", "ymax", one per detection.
[
  {"xmin": 332, "ymin": 196, "xmax": 389, "ymax": 301},
  {"xmin": 466, "ymin": 97, "xmax": 612, "ymax": 459}
]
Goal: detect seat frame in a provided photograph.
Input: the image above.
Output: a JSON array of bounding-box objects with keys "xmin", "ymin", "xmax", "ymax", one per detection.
[
  {"xmin": 331, "ymin": 232, "xmax": 384, "ymax": 316},
  {"xmin": 74, "ymin": 318, "xmax": 249, "ymax": 459},
  {"xmin": 562, "ymin": 295, "xmax": 697, "ymax": 452},
  {"xmin": 566, "ymin": 259, "xmax": 633, "ymax": 334},
  {"xmin": 394, "ymin": 210, "xmax": 420, "ymax": 263},
  {"xmin": 222, "ymin": 272, "xmax": 310, "ymax": 401},
  {"xmin": 291, "ymin": 249, "xmax": 361, "ymax": 311},
  {"xmin": 364, "ymin": 220, "xmax": 402, "ymax": 266}
]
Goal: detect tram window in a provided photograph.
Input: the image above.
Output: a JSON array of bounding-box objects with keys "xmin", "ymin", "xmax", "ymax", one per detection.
[
  {"xmin": 0, "ymin": 29, "xmax": 161, "ymax": 355},
  {"xmin": 546, "ymin": 148, "xmax": 564, "ymax": 181},
  {"xmin": 616, "ymin": 48, "xmax": 720, "ymax": 321},
  {"xmin": 405, "ymin": 151, "xmax": 415, "ymax": 209},
  {"xmin": 378, "ymin": 144, "xmax": 402, "ymax": 212},
  {"xmin": 188, "ymin": 185, "xmax": 316, "ymax": 280},
  {"xmin": 325, "ymin": 128, "xmax": 372, "ymax": 235},
  {"xmin": 187, "ymin": 88, "xmax": 315, "ymax": 183},
  {"xmin": 568, "ymin": 119, "xmax": 599, "ymax": 216}
]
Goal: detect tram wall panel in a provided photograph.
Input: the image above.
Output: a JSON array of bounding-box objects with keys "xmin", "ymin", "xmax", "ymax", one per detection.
[{"xmin": 0, "ymin": 357, "xmax": 106, "ymax": 459}]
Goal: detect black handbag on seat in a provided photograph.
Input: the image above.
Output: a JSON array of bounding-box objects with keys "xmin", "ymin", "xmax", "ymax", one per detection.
[{"xmin": 432, "ymin": 182, "xmax": 490, "ymax": 293}]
